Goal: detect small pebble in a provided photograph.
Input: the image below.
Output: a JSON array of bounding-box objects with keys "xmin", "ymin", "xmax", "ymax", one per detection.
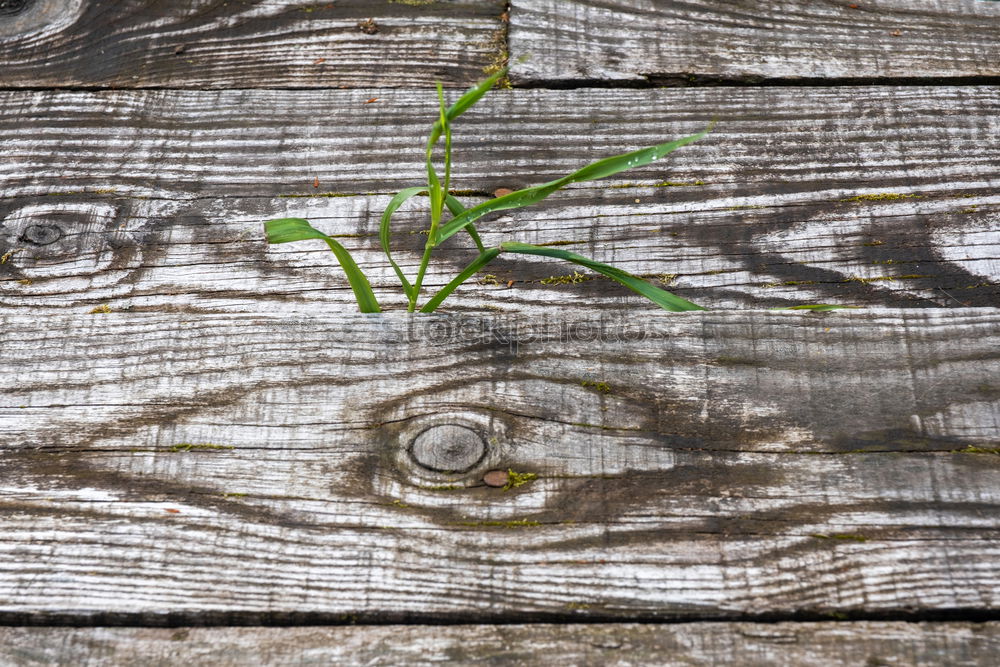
[
  {"xmin": 483, "ymin": 470, "xmax": 509, "ymax": 487},
  {"xmin": 493, "ymin": 187, "xmax": 514, "ymax": 198}
]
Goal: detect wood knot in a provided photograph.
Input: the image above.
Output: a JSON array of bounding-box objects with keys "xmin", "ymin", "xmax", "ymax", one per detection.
[
  {"xmin": 409, "ymin": 424, "xmax": 486, "ymax": 473},
  {"xmin": 0, "ymin": 0, "xmax": 31, "ymax": 16},
  {"xmin": 20, "ymin": 223, "xmax": 63, "ymax": 246}
]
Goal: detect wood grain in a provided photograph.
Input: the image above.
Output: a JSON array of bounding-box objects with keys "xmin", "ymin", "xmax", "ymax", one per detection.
[
  {"xmin": 509, "ymin": 0, "xmax": 1000, "ymax": 84},
  {"xmin": 0, "ymin": 86, "xmax": 997, "ymax": 313},
  {"xmin": 3, "ymin": 622, "xmax": 999, "ymax": 666},
  {"xmin": 2, "ymin": 310, "xmax": 999, "ymax": 622},
  {"xmin": 0, "ymin": 0, "xmax": 506, "ymax": 88}
]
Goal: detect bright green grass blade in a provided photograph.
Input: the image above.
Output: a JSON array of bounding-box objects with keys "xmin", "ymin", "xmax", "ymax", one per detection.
[
  {"xmin": 776, "ymin": 304, "xmax": 864, "ymax": 312},
  {"xmin": 380, "ymin": 187, "xmax": 427, "ymax": 299},
  {"xmin": 379, "ymin": 190, "xmax": 487, "ymax": 298},
  {"xmin": 264, "ymin": 217, "xmax": 381, "ymax": 313},
  {"xmin": 419, "ymin": 247, "xmax": 502, "ymax": 313},
  {"xmin": 445, "ymin": 194, "xmax": 485, "ymax": 252},
  {"xmin": 500, "ymin": 241, "xmax": 706, "ymax": 312},
  {"xmin": 435, "ymin": 125, "xmax": 712, "ymax": 245},
  {"xmin": 427, "ymin": 67, "xmax": 509, "ymax": 146}
]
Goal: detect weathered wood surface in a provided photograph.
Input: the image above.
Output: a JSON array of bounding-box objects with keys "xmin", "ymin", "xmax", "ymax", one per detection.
[
  {"xmin": 1, "ymin": 86, "xmax": 997, "ymax": 314},
  {"xmin": 2, "ymin": 310, "xmax": 999, "ymax": 621},
  {"xmin": 509, "ymin": 0, "xmax": 1000, "ymax": 85},
  {"xmin": 3, "ymin": 622, "xmax": 999, "ymax": 666},
  {"xmin": 0, "ymin": 0, "xmax": 506, "ymax": 89}
]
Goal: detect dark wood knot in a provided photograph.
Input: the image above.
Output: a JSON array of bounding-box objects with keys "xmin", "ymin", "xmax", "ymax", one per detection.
[
  {"xmin": 409, "ymin": 424, "xmax": 486, "ymax": 473},
  {"xmin": 0, "ymin": 0, "xmax": 32, "ymax": 17},
  {"xmin": 20, "ymin": 223, "xmax": 63, "ymax": 246}
]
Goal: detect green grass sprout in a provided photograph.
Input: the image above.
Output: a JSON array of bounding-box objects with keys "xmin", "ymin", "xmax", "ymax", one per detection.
[{"xmin": 264, "ymin": 70, "xmax": 854, "ymax": 314}]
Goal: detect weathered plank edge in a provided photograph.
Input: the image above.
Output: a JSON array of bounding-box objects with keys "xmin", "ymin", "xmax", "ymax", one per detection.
[{"xmin": 1, "ymin": 622, "xmax": 998, "ymax": 667}]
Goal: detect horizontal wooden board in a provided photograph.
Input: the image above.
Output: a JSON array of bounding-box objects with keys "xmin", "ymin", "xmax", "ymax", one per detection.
[
  {"xmin": 509, "ymin": 0, "xmax": 1000, "ymax": 84},
  {"xmin": 3, "ymin": 622, "xmax": 999, "ymax": 666},
  {"xmin": 1, "ymin": 310, "xmax": 999, "ymax": 622},
  {"xmin": 0, "ymin": 86, "xmax": 997, "ymax": 313},
  {"xmin": 0, "ymin": 0, "xmax": 506, "ymax": 88}
]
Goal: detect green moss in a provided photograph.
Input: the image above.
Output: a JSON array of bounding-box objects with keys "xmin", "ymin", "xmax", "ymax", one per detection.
[
  {"xmin": 658, "ymin": 273, "xmax": 678, "ymax": 286},
  {"xmin": 536, "ymin": 240, "xmax": 582, "ymax": 247},
  {"xmin": 460, "ymin": 519, "xmax": 541, "ymax": 528},
  {"xmin": 580, "ymin": 380, "xmax": 612, "ymax": 394},
  {"xmin": 221, "ymin": 492, "xmax": 247, "ymax": 498},
  {"xmin": 168, "ymin": 442, "xmax": 235, "ymax": 453},
  {"xmin": 391, "ymin": 499, "xmax": 410, "ymax": 508},
  {"xmin": 278, "ymin": 192, "xmax": 356, "ymax": 198},
  {"xmin": 811, "ymin": 533, "xmax": 868, "ymax": 542},
  {"xmin": 654, "ymin": 180, "xmax": 705, "ymax": 187},
  {"xmin": 447, "ymin": 189, "xmax": 483, "ymax": 196},
  {"xmin": 503, "ymin": 469, "xmax": 538, "ymax": 491},
  {"xmin": 725, "ymin": 204, "xmax": 764, "ymax": 211},
  {"xmin": 89, "ymin": 304, "xmax": 112, "ymax": 314},
  {"xmin": 959, "ymin": 445, "xmax": 1000, "ymax": 455},
  {"xmin": 841, "ymin": 193, "xmax": 922, "ymax": 203},
  {"xmin": 541, "ymin": 271, "xmax": 589, "ymax": 285},
  {"xmin": 714, "ymin": 356, "xmax": 760, "ymax": 367},
  {"xmin": 426, "ymin": 484, "xmax": 460, "ymax": 491},
  {"xmin": 477, "ymin": 273, "xmax": 500, "ymax": 286},
  {"xmin": 565, "ymin": 602, "xmax": 592, "ymax": 610},
  {"xmin": 782, "ymin": 280, "xmax": 816, "ymax": 286}
]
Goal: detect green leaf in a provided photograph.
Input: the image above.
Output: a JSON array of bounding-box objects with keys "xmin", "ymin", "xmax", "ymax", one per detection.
[
  {"xmin": 427, "ymin": 67, "xmax": 509, "ymax": 146},
  {"xmin": 500, "ymin": 241, "xmax": 706, "ymax": 312},
  {"xmin": 435, "ymin": 124, "xmax": 713, "ymax": 244},
  {"xmin": 264, "ymin": 217, "xmax": 381, "ymax": 313},
  {"xmin": 419, "ymin": 247, "xmax": 502, "ymax": 313},
  {"xmin": 379, "ymin": 187, "xmax": 427, "ymax": 299},
  {"xmin": 445, "ymin": 194, "xmax": 485, "ymax": 252},
  {"xmin": 379, "ymin": 190, "xmax": 488, "ymax": 301},
  {"xmin": 776, "ymin": 304, "xmax": 864, "ymax": 312}
]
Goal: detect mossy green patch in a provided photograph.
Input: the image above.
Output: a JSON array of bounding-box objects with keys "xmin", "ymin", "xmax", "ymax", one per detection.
[
  {"xmin": 460, "ymin": 519, "xmax": 541, "ymax": 528},
  {"xmin": 278, "ymin": 192, "xmax": 356, "ymax": 198},
  {"xmin": 841, "ymin": 193, "xmax": 922, "ymax": 203},
  {"xmin": 169, "ymin": 442, "xmax": 235, "ymax": 453},
  {"xmin": 580, "ymin": 380, "xmax": 612, "ymax": 394},
  {"xmin": 540, "ymin": 271, "xmax": 589, "ymax": 285},
  {"xmin": 959, "ymin": 445, "xmax": 1000, "ymax": 455},
  {"xmin": 811, "ymin": 533, "xmax": 868, "ymax": 542},
  {"xmin": 503, "ymin": 469, "xmax": 537, "ymax": 491}
]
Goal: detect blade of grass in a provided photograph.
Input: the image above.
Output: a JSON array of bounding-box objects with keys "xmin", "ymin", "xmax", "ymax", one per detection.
[
  {"xmin": 775, "ymin": 304, "xmax": 863, "ymax": 311},
  {"xmin": 419, "ymin": 247, "xmax": 502, "ymax": 313},
  {"xmin": 500, "ymin": 241, "xmax": 706, "ymax": 312},
  {"xmin": 445, "ymin": 194, "xmax": 485, "ymax": 252},
  {"xmin": 427, "ymin": 67, "xmax": 509, "ymax": 146},
  {"xmin": 264, "ymin": 217, "xmax": 381, "ymax": 313},
  {"xmin": 435, "ymin": 125, "xmax": 713, "ymax": 245},
  {"xmin": 379, "ymin": 187, "xmax": 426, "ymax": 300},
  {"xmin": 380, "ymin": 190, "xmax": 488, "ymax": 302},
  {"xmin": 412, "ymin": 83, "xmax": 458, "ymax": 311}
]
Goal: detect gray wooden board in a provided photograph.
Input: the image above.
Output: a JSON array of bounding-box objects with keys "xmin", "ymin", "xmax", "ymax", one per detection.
[
  {"xmin": 509, "ymin": 0, "xmax": 1000, "ymax": 85},
  {"xmin": 0, "ymin": 86, "xmax": 997, "ymax": 314},
  {"xmin": 2, "ymin": 622, "xmax": 999, "ymax": 666},
  {"xmin": 1, "ymin": 310, "xmax": 999, "ymax": 621},
  {"xmin": 0, "ymin": 0, "xmax": 506, "ymax": 89}
]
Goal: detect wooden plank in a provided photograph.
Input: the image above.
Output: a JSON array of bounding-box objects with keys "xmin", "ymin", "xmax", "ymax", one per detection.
[
  {"xmin": 0, "ymin": 86, "xmax": 997, "ymax": 313},
  {"xmin": 2, "ymin": 622, "xmax": 999, "ymax": 666},
  {"xmin": 509, "ymin": 0, "xmax": 1000, "ymax": 84},
  {"xmin": 0, "ymin": 0, "xmax": 506, "ymax": 88},
  {"xmin": 2, "ymin": 310, "xmax": 999, "ymax": 621}
]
